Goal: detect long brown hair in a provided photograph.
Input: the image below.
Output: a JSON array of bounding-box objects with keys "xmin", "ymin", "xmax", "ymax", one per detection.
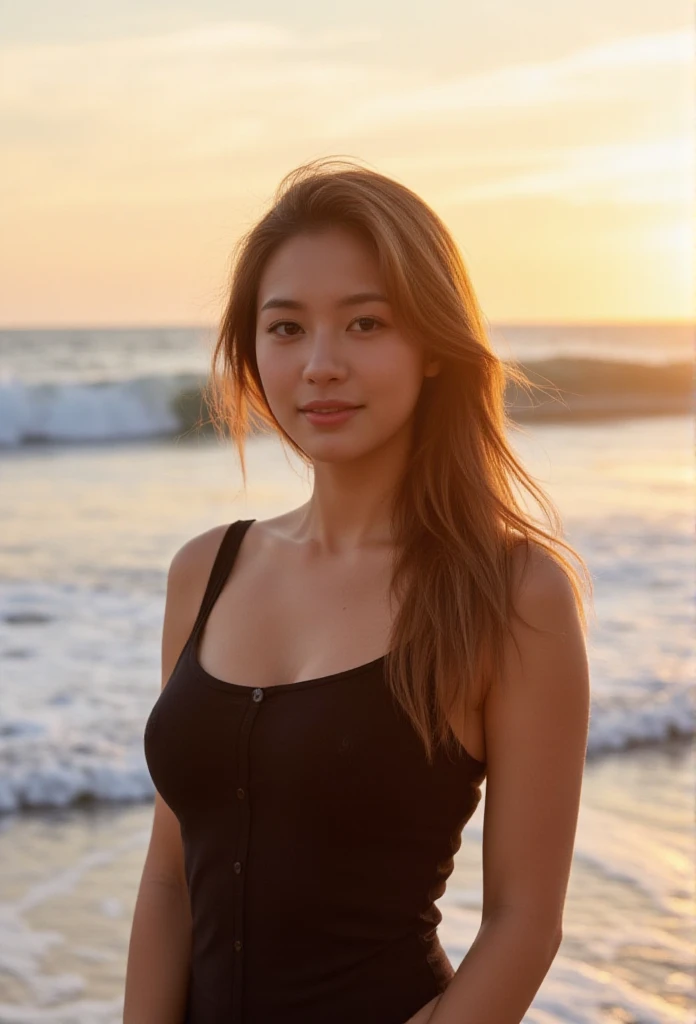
[{"xmin": 203, "ymin": 156, "xmax": 593, "ymax": 763}]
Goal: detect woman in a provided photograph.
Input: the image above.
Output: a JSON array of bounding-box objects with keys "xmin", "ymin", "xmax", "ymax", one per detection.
[{"xmin": 124, "ymin": 157, "xmax": 592, "ymax": 1024}]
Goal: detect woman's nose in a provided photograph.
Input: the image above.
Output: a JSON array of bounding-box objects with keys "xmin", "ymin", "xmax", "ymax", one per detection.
[{"xmin": 302, "ymin": 335, "xmax": 347, "ymax": 380}]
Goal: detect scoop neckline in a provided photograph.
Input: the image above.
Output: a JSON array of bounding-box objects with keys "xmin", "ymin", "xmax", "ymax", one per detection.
[
  {"xmin": 186, "ymin": 637, "xmax": 388, "ymax": 695},
  {"xmin": 184, "ymin": 638, "xmax": 487, "ymax": 769}
]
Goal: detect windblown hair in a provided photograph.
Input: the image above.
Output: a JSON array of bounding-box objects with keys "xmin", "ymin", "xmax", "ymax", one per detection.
[{"xmin": 203, "ymin": 156, "xmax": 593, "ymax": 763}]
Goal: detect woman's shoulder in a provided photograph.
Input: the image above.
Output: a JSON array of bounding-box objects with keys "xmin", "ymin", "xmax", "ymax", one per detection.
[
  {"xmin": 507, "ymin": 536, "xmax": 578, "ymax": 618},
  {"xmin": 169, "ymin": 510, "xmax": 305, "ymax": 578},
  {"xmin": 168, "ymin": 522, "xmax": 236, "ymax": 586}
]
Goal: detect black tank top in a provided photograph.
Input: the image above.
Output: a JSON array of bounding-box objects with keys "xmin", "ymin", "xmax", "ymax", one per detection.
[{"xmin": 144, "ymin": 519, "xmax": 487, "ymax": 1024}]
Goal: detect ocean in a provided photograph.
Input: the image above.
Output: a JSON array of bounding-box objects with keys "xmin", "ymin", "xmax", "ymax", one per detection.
[{"xmin": 0, "ymin": 323, "xmax": 693, "ymax": 1022}]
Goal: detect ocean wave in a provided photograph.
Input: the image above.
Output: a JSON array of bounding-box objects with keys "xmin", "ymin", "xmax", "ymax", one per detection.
[
  {"xmin": 0, "ymin": 745, "xmax": 155, "ymax": 815},
  {"xmin": 0, "ymin": 358, "xmax": 692, "ymax": 448},
  {"xmin": 0, "ymin": 372, "xmax": 202, "ymax": 448},
  {"xmin": 507, "ymin": 356, "xmax": 693, "ymax": 422}
]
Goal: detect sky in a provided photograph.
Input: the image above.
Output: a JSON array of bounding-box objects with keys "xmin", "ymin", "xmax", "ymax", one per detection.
[{"xmin": 1, "ymin": 1, "xmax": 692, "ymax": 327}]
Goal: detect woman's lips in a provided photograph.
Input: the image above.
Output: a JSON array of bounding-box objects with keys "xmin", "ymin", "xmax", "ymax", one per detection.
[{"xmin": 301, "ymin": 407, "xmax": 363, "ymax": 426}]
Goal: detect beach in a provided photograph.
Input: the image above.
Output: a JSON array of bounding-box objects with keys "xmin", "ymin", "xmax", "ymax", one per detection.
[{"xmin": 0, "ymin": 323, "xmax": 693, "ymax": 1022}]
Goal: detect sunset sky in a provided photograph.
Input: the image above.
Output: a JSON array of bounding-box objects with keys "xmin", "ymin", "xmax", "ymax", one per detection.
[{"xmin": 1, "ymin": 1, "xmax": 692, "ymax": 327}]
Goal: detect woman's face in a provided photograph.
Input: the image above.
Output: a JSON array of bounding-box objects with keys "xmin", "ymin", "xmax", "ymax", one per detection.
[{"xmin": 255, "ymin": 225, "xmax": 439, "ymax": 464}]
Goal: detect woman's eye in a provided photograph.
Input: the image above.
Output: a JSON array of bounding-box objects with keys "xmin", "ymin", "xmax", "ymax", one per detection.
[
  {"xmin": 350, "ymin": 316, "xmax": 383, "ymax": 332},
  {"xmin": 266, "ymin": 316, "xmax": 384, "ymax": 337},
  {"xmin": 267, "ymin": 321, "xmax": 301, "ymax": 337}
]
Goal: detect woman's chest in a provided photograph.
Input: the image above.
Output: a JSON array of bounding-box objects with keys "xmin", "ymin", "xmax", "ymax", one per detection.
[
  {"xmin": 144, "ymin": 665, "xmax": 482, "ymax": 837},
  {"xmin": 201, "ymin": 546, "xmax": 395, "ymax": 688}
]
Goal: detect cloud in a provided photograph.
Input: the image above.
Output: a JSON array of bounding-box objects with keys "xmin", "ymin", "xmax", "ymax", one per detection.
[
  {"xmin": 438, "ymin": 137, "xmax": 693, "ymax": 207},
  {"xmin": 0, "ymin": 19, "xmax": 382, "ymax": 66},
  {"xmin": 332, "ymin": 27, "xmax": 691, "ymax": 128},
  {"xmin": 0, "ymin": 19, "xmax": 387, "ymax": 132},
  {"xmin": 0, "ymin": 20, "xmax": 690, "ymax": 211},
  {"xmin": 0, "ymin": 19, "xmax": 393, "ymax": 201}
]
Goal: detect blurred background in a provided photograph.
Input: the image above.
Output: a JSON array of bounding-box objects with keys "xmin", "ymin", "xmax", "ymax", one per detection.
[{"xmin": 0, "ymin": 2, "xmax": 693, "ymax": 1022}]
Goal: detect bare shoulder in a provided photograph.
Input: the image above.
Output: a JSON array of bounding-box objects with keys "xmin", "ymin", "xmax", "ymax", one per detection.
[
  {"xmin": 507, "ymin": 538, "xmax": 581, "ymax": 633},
  {"xmin": 168, "ymin": 523, "xmax": 231, "ymax": 592},
  {"xmin": 164, "ymin": 515, "xmax": 290, "ymax": 625},
  {"xmin": 167, "ymin": 511, "xmax": 303, "ymax": 599}
]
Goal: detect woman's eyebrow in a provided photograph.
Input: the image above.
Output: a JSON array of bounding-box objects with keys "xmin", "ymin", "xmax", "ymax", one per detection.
[{"xmin": 259, "ymin": 292, "xmax": 390, "ymax": 313}]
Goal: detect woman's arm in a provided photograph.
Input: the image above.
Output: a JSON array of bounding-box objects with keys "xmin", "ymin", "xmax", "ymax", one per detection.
[
  {"xmin": 122, "ymin": 794, "xmax": 192, "ymax": 1023},
  {"xmin": 425, "ymin": 544, "xmax": 591, "ymax": 1024},
  {"xmin": 123, "ymin": 535, "xmax": 219, "ymax": 1023}
]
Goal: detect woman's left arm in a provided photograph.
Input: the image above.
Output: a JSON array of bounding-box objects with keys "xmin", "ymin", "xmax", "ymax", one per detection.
[{"xmin": 424, "ymin": 544, "xmax": 591, "ymax": 1024}]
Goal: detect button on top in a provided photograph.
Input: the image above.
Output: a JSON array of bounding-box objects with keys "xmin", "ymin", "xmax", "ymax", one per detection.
[
  {"xmin": 233, "ymin": 939, "xmax": 242, "ymax": 952},
  {"xmin": 233, "ymin": 861, "xmax": 242, "ymax": 873},
  {"xmin": 236, "ymin": 787, "xmax": 245, "ymax": 800},
  {"xmin": 252, "ymin": 688, "xmax": 264, "ymax": 702}
]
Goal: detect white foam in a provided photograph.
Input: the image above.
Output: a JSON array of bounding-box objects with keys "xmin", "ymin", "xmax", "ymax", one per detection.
[{"xmin": 0, "ymin": 373, "xmax": 193, "ymax": 447}]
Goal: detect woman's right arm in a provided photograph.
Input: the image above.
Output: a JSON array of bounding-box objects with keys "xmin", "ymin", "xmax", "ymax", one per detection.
[
  {"xmin": 122, "ymin": 793, "xmax": 192, "ymax": 1024},
  {"xmin": 123, "ymin": 533, "xmax": 220, "ymax": 1024}
]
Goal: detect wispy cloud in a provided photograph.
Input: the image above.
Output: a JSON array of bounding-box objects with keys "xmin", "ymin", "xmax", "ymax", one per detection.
[
  {"xmin": 438, "ymin": 137, "xmax": 693, "ymax": 207},
  {"xmin": 1, "ymin": 19, "xmax": 382, "ymax": 65},
  {"xmin": 2, "ymin": 22, "xmax": 688, "ymax": 145},
  {"xmin": 335, "ymin": 28, "xmax": 691, "ymax": 128},
  {"xmin": 0, "ymin": 23, "xmax": 690, "ymax": 208},
  {"xmin": 0, "ymin": 20, "xmax": 384, "ymax": 105},
  {"xmin": 0, "ymin": 20, "xmax": 392, "ymax": 203}
]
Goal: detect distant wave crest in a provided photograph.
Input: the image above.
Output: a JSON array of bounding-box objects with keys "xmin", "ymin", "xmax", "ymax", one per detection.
[{"xmin": 0, "ymin": 358, "xmax": 692, "ymax": 448}]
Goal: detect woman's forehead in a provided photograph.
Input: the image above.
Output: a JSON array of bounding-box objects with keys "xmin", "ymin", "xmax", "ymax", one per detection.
[{"xmin": 257, "ymin": 232, "xmax": 386, "ymax": 308}]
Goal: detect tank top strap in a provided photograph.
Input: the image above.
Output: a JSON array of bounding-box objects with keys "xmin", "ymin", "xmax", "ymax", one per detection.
[{"xmin": 189, "ymin": 519, "xmax": 256, "ymax": 641}]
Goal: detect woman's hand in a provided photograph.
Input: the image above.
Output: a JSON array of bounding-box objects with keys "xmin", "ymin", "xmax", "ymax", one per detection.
[{"xmin": 402, "ymin": 994, "xmax": 442, "ymax": 1024}]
